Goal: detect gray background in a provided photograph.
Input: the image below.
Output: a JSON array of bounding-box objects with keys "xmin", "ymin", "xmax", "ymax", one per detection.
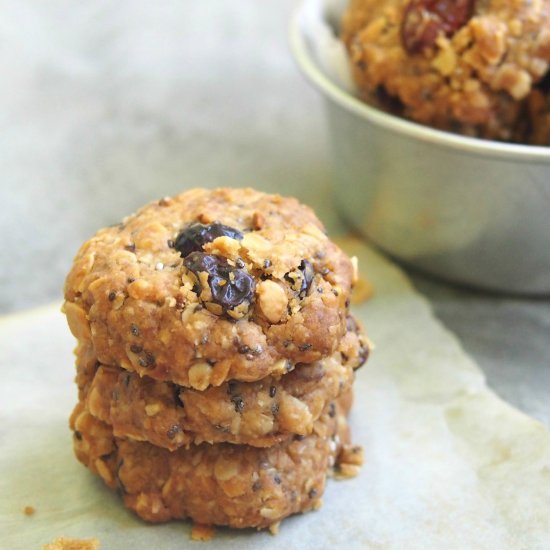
[{"xmin": 1, "ymin": 0, "xmax": 548, "ymax": 425}]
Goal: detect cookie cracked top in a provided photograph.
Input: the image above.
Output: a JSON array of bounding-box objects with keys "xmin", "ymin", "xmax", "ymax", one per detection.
[{"xmin": 63, "ymin": 188, "xmax": 354, "ymax": 387}]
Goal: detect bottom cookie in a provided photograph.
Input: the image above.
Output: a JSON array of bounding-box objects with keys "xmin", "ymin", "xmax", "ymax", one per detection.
[{"xmin": 70, "ymin": 398, "xmax": 362, "ymax": 529}]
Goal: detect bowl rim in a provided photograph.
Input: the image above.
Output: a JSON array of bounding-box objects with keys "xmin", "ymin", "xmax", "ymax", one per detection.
[{"xmin": 289, "ymin": 3, "xmax": 550, "ymax": 163}]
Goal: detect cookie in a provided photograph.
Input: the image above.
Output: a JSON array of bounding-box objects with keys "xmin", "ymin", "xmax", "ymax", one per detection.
[
  {"xmin": 342, "ymin": 0, "xmax": 550, "ymax": 142},
  {"xmin": 70, "ymin": 399, "xmax": 363, "ymax": 529},
  {"xmin": 79, "ymin": 323, "xmax": 367, "ymax": 450},
  {"xmin": 63, "ymin": 188, "xmax": 354, "ymax": 387}
]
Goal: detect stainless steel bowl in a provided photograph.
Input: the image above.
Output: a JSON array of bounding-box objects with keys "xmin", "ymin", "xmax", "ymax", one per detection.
[{"xmin": 290, "ymin": 2, "xmax": 550, "ymax": 295}]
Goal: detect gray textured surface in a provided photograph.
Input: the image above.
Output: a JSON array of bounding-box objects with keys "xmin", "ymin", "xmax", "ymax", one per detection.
[{"xmin": 1, "ymin": 0, "xmax": 548, "ymax": 425}]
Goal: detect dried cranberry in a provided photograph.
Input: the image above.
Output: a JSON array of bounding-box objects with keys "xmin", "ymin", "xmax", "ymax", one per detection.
[
  {"xmin": 175, "ymin": 223, "xmax": 243, "ymax": 258},
  {"xmin": 184, "ymin": 252, "xmax": 255, "ymax": 312},
  {"xmin": 401, "ymin": 0, "xmax": 474, "ymax": 53}
]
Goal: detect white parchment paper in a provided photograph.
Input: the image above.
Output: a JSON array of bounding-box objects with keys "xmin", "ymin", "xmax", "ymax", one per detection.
[{"xmin": 1, "ymin": 240, "xmax": 549, "ymax": 549}]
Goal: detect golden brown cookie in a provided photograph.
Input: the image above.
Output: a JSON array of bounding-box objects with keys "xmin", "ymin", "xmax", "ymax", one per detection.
[
  {"xmin": 70, "ymin": 399, "xmax": 362, "ymax": 529},
  {"xmin": 79, "ymin": 324, "xmax": 367, "ymax": 450},
  {"xmin": 342, "ymin": 0, "xmax": 550, "ymax": 142},
  {"xmin": 63, "ymin": 188, "xmax": 354, "ymax": 387}
]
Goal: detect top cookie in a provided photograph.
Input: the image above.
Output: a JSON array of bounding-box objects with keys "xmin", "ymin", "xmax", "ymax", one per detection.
[
  {"xmin": 64, "ymin": 188, "xmax": 354, "ymax": 387},
  {"xmin": 342, "ymin": 0, "xmax": 550, "ymax": 142}
]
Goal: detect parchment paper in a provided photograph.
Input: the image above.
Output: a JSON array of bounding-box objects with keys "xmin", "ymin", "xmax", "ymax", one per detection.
[{"xmin": 1, "ymin": 240, "xmax": 549, "ymax": 549}]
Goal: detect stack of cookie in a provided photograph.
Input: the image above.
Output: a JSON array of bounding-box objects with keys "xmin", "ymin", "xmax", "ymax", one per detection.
[{"xmin": 63, "ymin": 188, "xmax": 369, "ymax": 530}]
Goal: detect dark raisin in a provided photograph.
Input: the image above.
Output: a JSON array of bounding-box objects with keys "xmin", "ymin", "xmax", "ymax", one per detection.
[
  {"xmin": 357, "ymin": 344, "xmax": 370, "ymax": 369},
  {"xmin": 231, "ymin": 395, "xmax": 244, "ymax": 413},
  {"xmin": 252, "ymin": 481, "xmax": 262, "ymax": 492},
  {"xmin": 269, "ymin": 385, "xmax": 277, "ymax": 398},
  {"xmin": 138, "ymin": 351, "xmax": 155, "ymax": 368},
  {"xmin": 298, "ymin": 260, "xmax": 314, "ymax": 296},
  {"xmin": 175, "ymin": 223, "xmax": 243, "ymax": 258},
  {"xmin": 285, "ymin": 259, "xmax": 314, "ymax": 298},
  {"xmin": 166, "ymin": 425, "xmax": 182, "ymax": 440},
  {"xmin": 183, "ymin": 252, "xmax": 255, "ymax": 313},
  {"xmin": 174, "ymin": 386, "xmax": 184, "ymax": 407},
  {"xmin": 401, "ymin": 0, "xmax": 474, "ymax": 54}
]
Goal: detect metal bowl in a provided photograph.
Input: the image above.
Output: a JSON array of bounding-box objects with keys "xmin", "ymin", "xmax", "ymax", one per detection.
[{"xmin": 290, "ymin": 2, "xmax": 550, "ymax": 295}]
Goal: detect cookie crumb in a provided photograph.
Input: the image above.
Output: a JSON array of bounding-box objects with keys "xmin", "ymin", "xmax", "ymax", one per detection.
[
  {"xmin": 191, "ymin": 523, "xmax": 216, "ymax": 541},
  {"xmin": 23, "ymin": 505, "xmax": 35, "ymax": 516},
  {"xmin": 268, "ymin": 521, "xmax": 281, "ymax": 535},
  {"xmin": 42, "ymin": 537, "xmax": 99, "ymax": 550},
  {"xmin": 336, "ymin": 444, "xmax": 364, "ymax": 479}
]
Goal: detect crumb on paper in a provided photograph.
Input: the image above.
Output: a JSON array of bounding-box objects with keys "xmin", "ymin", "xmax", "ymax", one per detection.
[
  {"xmin": 191, "ymin": 523, "xmax": 216, "ymax": 541},
  {"xmin": 268, "ymin": 521, "xmax": 281, "ymax": 535},
  {"xmin": 23, "ymin": 505, "xmax": 35, "ymax": 516},
  {"xmin": 42, "ymin": 537, "xmax": 100, "ymax": 550},
  {"xmin": 335, "ymin": 444, "xmax": 364, "ymax": 479},
  {"xmin": 351, "ymin": 277, "xmax": 374, "ymax": 305}
]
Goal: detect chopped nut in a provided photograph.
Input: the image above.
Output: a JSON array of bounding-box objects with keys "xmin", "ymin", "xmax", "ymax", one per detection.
[
  {"xmin": 252, "ymin": 211, "xmax": 265, "ymax": 230},
  {"xmin": 203, "ymin": 236, "xmax": 242, "ymax": 260},
  {"xmin": 145, "ymin": 403, "xmax": 161, "ymax": 417},
  {"xmin": 260, "ymin": 507, "xmax": 281, "ymax": 520},
  {"xmin": 188, "ymin": 362, "xmax": 213, "ymax": 391},
  {"xmin": 256, "ymin": 280, "xmax": 288, "ymax": 323},
  {"xmin": 277, "ymin": 395, "xmax": 313, "ymax": 434},
  {"xmin": 350, "ymin": 256, "xmax": 359, "ymax": 285},
  {"xmin": 214, "ymin": 456, "xmax": 239, "ymax": 481},
  {"xmin": 63, "ymin": 302, "xmax": 91, "ymax": 341}
]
